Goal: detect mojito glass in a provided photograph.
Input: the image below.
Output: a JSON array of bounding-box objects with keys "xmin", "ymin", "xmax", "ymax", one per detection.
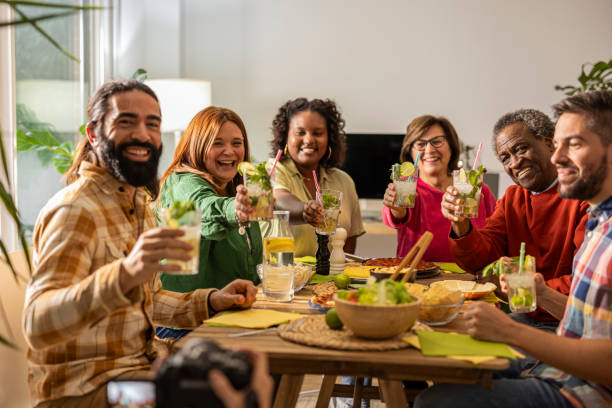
[
  {"xmin": 502, "ymin": 257, "xmax": 537, "ymax": 313},
  {"xmin": 160, "ymin": 207, "xmax": 202, "ymax": 275},
  {"xmin": 392, "ymin": 163, "xmax": 418, "ymax": 208},
  {"xmin": 453, "ymin": 169, "xmax": 482, "ymax": 218},
  {"xmin": 315, "ymin": 189, "xmax": 342, "ymax": 235},
  {"xmin": 243, "ymin": 171, "xmax": 273, "ymax": 221}
]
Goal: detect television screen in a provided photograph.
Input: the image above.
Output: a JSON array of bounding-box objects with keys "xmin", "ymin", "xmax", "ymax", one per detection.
[{"xmin": 341, "ymin": 133, "xmax": 405, "ymax": 199}]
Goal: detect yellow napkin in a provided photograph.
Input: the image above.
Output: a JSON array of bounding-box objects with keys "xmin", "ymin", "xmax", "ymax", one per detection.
[
  {"xmin": 204, "ymin": 309, "xmax": 303, "ymax": 329},
  {"xmin": 404, "ymin": 333, "xmax": 522, "ymax": 364},
  {"xmin": 416, "ymin": 330, "xmax": 516, "ymax": 359},
  {"xmin": 404, "ymin": 333, "xmax": 524, "ymax": 364},
  {"xmin": 434, "ymin": 262, "xmax": 467, "ymax": 274},
  {"xmin": 344, "ymin": 266, "xmax": 372, "ymax": 278}
]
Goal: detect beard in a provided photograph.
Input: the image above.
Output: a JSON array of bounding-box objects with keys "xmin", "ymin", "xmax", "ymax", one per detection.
[
  {"xmin": 97, "ymin": 134, "xmax": 162, "ymax": 190},
  {"xmin": 558, "ymin": 154, "xmax": 607, "ymax": 200}
]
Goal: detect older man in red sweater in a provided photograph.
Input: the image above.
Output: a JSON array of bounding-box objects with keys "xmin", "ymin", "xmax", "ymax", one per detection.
[{"xmin": 441, "ymin": 109, "xmax": 588, "ymax": 326}]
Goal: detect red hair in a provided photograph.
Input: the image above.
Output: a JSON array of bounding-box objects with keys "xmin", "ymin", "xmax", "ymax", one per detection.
[{"xmin": 159, "ymin": 106, "xmax": 250, "ymax": 197}]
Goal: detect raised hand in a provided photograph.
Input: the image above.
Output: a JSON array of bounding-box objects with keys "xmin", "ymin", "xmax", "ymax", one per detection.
[
  {"xmin": 120, "ymin": 227, "xmax": 192, "ymax": 294},
  {"xmin": 383, "ymin": 183, "xmax": 407, "ymax": 220},
  {"xmin": 441, "ymin": 185, "xmax": 471, "ymax": 236},
  {"xmin": 302, "ymin": 199, "xmax": 323, "ymax": 227},
  {"xmin": 235, "ymin": 184, "xmax": 254, "ymax": 223}
]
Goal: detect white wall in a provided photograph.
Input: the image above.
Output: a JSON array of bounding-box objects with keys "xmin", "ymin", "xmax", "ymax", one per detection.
[{"xmin": 116, "ymin": 0, "xmax": 612, "ymax": 196}]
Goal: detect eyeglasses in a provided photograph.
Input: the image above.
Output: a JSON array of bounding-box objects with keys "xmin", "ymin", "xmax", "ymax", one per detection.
[{"xmin": 412, "ymin": 136, "xmax": 447, "ymax": 151}]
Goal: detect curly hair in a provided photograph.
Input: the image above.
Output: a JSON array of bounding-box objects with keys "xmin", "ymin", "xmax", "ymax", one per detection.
[
  {"xmin": 270, "ymin": 98, "xmax": 346, "ymax": 168},
  {"xmin": 492, "ymin": 109, "xmax": 554, "ymax": 154},
  {"xmin": 553, "ymin": 90, "xmax": 612, "ymax": 145},
  {"xmin": 399, "ymin": 115, "xmax": 461, "ymax": 176}
]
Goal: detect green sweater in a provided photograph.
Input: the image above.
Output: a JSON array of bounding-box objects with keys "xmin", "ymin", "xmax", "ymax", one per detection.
[{"xmin": 159, "ymin": 172, "xmax": 262, "ymax": 292}]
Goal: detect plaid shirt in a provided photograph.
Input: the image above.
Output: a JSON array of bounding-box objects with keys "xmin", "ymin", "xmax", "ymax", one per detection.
[
  {"xmin": 531, "ymin": 195, "xmax": 612, "ymax": 407},
  {"xmin": 22, "ymin": 162, "xmax": 213, "ymax": 406}
]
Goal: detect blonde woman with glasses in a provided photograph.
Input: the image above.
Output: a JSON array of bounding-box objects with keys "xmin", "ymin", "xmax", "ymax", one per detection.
[{"xmin": 382, "ymin": 115, "xmax": 496, "ymax": 261}]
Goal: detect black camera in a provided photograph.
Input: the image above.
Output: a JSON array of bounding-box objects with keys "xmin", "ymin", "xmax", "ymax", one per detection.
[
  {"xmin": 156, "ymin": 338, "xmax": 256, "ymax": 408},
  {"xmin": 107, "ymin": 339, "xmax": 257, "ymax": 408}
]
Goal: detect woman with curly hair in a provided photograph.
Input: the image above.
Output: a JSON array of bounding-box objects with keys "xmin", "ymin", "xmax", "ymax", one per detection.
[
  {"xmin": 382, "ymin": 115, "xmax": 496, "ymax": 261},
  {"xmin": 156, "ymin": 106, "xmax": 261, "ymax": 338},
  {"xmin": 267, "ymin": 98, "xmax": 365, "ymax": 256}
]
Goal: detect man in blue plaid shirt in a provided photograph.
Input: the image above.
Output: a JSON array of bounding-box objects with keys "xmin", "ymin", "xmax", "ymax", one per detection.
[{"xmin": 415, "ymin": 91, "xmax": 612, "ymax": 408}]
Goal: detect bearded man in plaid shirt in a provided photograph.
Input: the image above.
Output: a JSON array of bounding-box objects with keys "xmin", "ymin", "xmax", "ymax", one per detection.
[
  {"xmin": 22, "ymin": 80, "xmax": 258, "ymax": 407},
  {"xmin": 415, "ymin": 91, "xmax": 612, "ymax": 408}
]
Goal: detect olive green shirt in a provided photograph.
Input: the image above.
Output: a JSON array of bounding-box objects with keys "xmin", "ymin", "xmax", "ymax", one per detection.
[
  {"xmin": 264, "ymin": 158, "xmax": 365, "ymax": 257},
  {"xmin": 159, "ymin": 172, "xmax": 261, "ymax": 292}
]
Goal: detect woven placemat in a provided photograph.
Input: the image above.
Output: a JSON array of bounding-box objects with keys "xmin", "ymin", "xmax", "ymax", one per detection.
[{"xmin": 279, "ymin": 315, "xmax": 429, "ymax": 351}]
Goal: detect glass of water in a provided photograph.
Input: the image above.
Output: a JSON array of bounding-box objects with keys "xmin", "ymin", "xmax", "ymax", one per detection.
[
  {"xmin": 261, "ymin": 263, "xmax": 294, "ymax": 302},
  {"xmin": 392, "ymin": 164, "xmax": 418, "ymax": 208},
  {"xmin": 160, "ymin": 207, "xmax": 202, "ymax": 275}
]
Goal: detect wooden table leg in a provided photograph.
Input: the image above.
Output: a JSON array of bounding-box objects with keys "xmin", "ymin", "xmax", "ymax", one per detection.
[
  {"xmin": 352, "ymin": 377, "xmax": 364, "ymax": 408},
  {"xmin": 273, "ymin": 374, "xmax": 305, "ymax": 408},
  {"xmin": 316, "ymin": 375, "xmax": 337, "ymax": 408},
  {"xmin": 379, "ymin": 379, "xmax": 408, "ymax": 408}
]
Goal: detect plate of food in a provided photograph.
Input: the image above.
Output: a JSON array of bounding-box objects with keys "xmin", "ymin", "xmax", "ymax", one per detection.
[
  {"xmin": 430, "ymin": 280, "xmax": 496, "ymax": 300},
  {"xmin": 309, "ymin": 282, "xmax": 337, "ymax": 312},
  {"xmin": 368, "ymin": 261, "xmax": 440, "ymax": 281}
]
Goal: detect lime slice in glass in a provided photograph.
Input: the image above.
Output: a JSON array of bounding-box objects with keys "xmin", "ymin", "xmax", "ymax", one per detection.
[
  {"xmin": 400, "ymin": 162, "xmax": 415, "ymax": 177},
  {"xmin": 238, "ymin": 161, "xmax": 257, "ymax": 176}
]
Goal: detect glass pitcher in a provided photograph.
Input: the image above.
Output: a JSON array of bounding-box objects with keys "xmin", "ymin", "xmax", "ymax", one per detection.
[{"xmin": 262, "ymin": 211, "xmax": 295, "ymax": 301}]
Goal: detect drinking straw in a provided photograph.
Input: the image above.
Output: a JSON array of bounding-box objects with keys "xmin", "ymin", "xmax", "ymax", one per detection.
[
  {"xmin": 413, "ymin": 151, "xmax": 422, "ymax": 168},
  {"xmin": 312, "ymin": 169, "xmax": 327, "ymax": 227},
  {"xmin": 518, "ymin": 242, "xmax": 526, "ymax": 275},
  {"xmin": 269, "ymin": 149, "xmax": 283, "ymax": 177},
  {"xmin": 413, "ymin": 152, "xmax": 422, "ymax": 181},
  {"xmin": 472, "ymin": 143, "xmax": 483, "ymax": 171}
]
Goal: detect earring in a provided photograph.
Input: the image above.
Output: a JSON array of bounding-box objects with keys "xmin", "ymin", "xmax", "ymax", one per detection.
[
  {"xmin": 284, "ymin": 144, "xmax": 288, "ymax": 156},
  {"xmin": 327, "ymin": 146, "xmax": 332, "ymax": 160}
]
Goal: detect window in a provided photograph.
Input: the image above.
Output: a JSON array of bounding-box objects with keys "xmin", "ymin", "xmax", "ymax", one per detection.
[{"xmin": 11, "ymin": 1, "xmax": 111, "ymax": 245}]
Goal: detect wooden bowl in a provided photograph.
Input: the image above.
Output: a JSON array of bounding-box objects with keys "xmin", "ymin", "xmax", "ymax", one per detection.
[{"xmin": 334, "ymin": 296, "xmax": 422, "ymax": 339}]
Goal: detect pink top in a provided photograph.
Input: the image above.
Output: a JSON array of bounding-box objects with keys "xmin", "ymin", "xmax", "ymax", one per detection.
[{"xmin": 382, "ymin": 178, "xmax": 497, "ymax": 262}]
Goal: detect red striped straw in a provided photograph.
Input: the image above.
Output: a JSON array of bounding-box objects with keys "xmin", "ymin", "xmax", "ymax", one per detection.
[
  {"xmin": 312, "ymin": 169, "xmax": 327, "ymax": 227},
  {"xmin": 268, "ymin": 149, "xmax": 283, "ymax": 177},
  {"xmin": 472, "ymin": 143, "xmax": 483, "ymax": 171}
]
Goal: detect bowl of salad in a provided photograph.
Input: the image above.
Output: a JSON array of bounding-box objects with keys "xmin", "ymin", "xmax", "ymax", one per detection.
[{"xmin": 334, "ymin": 278, "xmax": 422, "ymax": 339}]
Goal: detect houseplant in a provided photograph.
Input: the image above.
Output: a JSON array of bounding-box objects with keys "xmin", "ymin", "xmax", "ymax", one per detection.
[
  {"xmin": 0, "ymin": 0, "xmax": 103, "ymax": 348},
  {"xmin": 555, "ymin": 59, "xmax": 612, "ymax": 96}
]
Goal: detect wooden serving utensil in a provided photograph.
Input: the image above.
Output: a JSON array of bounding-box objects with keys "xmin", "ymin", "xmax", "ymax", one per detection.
[{"xmin": 388, "ymin": 231, "xmax": 434, "ymax": 283}]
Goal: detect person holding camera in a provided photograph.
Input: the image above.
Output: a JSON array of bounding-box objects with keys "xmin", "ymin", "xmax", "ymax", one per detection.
[{"xmin": 22, "ymin": 80, "xmax": 257, "ymax": 408}]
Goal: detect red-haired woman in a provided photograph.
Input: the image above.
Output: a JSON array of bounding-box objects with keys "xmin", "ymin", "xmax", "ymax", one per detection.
[{"xmin": 156, "ymin": 107, "xmax": 261, "ymax": 338}]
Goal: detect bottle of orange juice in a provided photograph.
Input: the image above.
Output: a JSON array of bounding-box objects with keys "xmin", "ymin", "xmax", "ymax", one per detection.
[{"xmin": 263, "ymin": 210, "xmax": 294, "ymax": 265}]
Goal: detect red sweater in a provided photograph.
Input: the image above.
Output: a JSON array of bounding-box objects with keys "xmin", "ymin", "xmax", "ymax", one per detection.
[{"xmin": 449, "ymin": 183, "xmax": 589, "ymax": 295}]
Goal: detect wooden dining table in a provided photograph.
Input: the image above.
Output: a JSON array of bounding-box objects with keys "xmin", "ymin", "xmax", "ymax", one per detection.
[{"xmin": 175, "ymin": 271, "xmax": 509, "ymax": 408}]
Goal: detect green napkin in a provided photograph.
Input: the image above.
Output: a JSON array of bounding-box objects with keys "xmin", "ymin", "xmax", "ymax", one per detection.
[
  {"xmin": 309, "ymin": 274, "xmax": 335, "ymax": 284},
  {"xmin": 416, "ymin": 331, "xmax": 516, "ymax": 359},
  {"xmin": 296, "ymin": 256, "xmax": 316, "ymax": 265},
  {"xmin": 434, "ymin": 262, "xmax": 467, "ymax": 274}
]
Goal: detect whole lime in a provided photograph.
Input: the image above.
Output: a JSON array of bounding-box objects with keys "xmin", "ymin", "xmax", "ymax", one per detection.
[
  {"xmin": 325, "ymin": 308, "xmax": 343, "ymax": 330},
  {"xmin": 334, "ymin": 273, "xmax": 351, "ymax": 289}
]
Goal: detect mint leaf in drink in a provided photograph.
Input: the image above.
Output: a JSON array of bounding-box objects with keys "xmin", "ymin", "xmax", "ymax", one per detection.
[
  {"xmin": 246, "ymin": 162, "xmax": 272, "ymax": 190},
  {"xmin": 169, "ymin": 200, "xmax": 196, "ymax": 220},
  {"xmin": 321, "ymin": 193, "xmax": 339, "ymax": 208}
]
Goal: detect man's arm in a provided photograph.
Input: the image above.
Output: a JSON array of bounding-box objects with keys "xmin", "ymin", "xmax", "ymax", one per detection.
[
  {"xmin": 23, "ymin": 205, "xmax": 191, "ymax": 349},
  {"xmin": 465, "ymin": 303, "xmax": 612, "ymax": 386},
  {"xmin": 152, "ymin": 279, "xmax": 257, "ymax": 329}
]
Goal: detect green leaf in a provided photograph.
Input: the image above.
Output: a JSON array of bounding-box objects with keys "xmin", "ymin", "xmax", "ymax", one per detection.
[
  {"xmin": 79, "ymin": 124, "xmax": 86, "ymax": 136},
  {"xmin": 0, "ymin": 10, "xmax": 73, "ymax": 27},
  {"xmin": 0, "ymin": 334, "xmax": 17, "ymax": 350},
  {"xmin": 2, "ymin": 1, "xmax": 103, "ymax": 10},
  {"xmin": 131, "ymin": 68, "xmax": 148, "ymax": 82},
  {"xmin": 53, "ymin": 157, "xmax": 73, "ymax": 174}
]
